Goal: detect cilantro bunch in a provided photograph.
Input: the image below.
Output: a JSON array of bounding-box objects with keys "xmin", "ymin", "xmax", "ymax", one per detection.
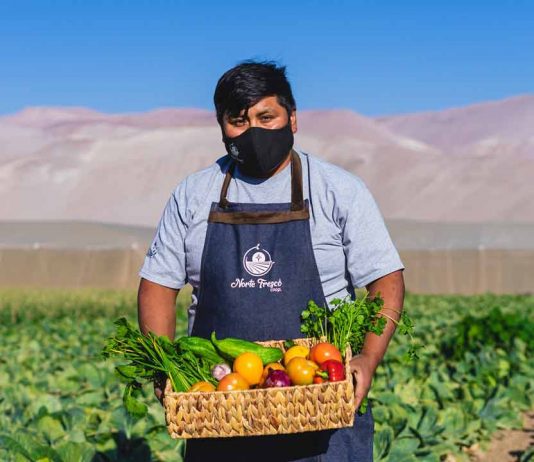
[{"xmin": 301, "ymin": 295, "xmax": 418, "ymax": 359}]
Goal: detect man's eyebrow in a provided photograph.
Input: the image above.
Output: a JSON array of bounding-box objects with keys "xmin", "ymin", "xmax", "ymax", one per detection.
[
  {"xmin": 228, "ymin": 113, "xmax": 246, "ymax": 120},
  {"xmin": 227, "ymin": 108, "xmax": 249, "ymax": 119},
  {"xmin": 255, "ymin": 109, "xmax": 275, "ymax": 116}
]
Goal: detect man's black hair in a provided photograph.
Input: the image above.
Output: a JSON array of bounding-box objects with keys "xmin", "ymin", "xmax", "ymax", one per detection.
[{"xmin": 213, "ymin": 60, "xmax": 296, "ymax": 125}]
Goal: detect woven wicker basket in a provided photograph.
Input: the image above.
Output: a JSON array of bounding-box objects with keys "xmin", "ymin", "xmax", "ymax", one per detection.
[{"xmin": 164, "ymin": 338, "xmax": 355, "ymax": 439}]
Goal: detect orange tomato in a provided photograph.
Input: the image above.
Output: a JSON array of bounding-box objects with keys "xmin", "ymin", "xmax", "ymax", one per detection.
[
  {"xmin": 286, "ymin": 357, "xmax": 319, "ymax": 385},
  {"xmin": 259, "ymin": 362, "xmax": 285, "ymax": 386},
  {"xmin": 283, "ymin": 345, "xmax": 310, "ymax": 366},
  {"xmin": 232, "ymin": 352, "xmax": 263, "ymax": 386},
  {"xmin": 188, "ymin": 381, "xmax": 216, "ymax": 392},
  {"xmin": 216, "ymin": 373, "xmax": 250, "ymax": 391},
  {"xmin": 309, "ymin": 342, "xmax": 343, "ymax": 365}
]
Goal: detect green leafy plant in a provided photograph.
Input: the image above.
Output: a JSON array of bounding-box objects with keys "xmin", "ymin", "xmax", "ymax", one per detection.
[
  {"xmin": 102, "ymin": 317, "xmax": 216, "ymax": 417},
  {"xmin": 1, "ymin": 289, "xmax": 533, "ymax": 462},
  {"xmin": 301, "ymin": 295, "xmax": 418, "ymax": 359},
  {"xmin": 441, "ymin": 307, "xmax": 534, "ymax": 361}
]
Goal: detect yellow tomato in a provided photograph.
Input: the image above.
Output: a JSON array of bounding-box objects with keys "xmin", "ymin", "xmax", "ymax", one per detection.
[
  {"xmin": 259, "ymin": 362, "xmax": 285, "ymax": 386},
  {"xmin": 233, "ymin": 352, "xmax": 264, "ymax": 386},
  {"xmin": 188, "ymin": 381, "xmax": 216, "ymax": 392},
  {"xmin": 217, "ymin": 373, "xmax": 250, "ymax": 391},
  {"xmin": 283, "ymin": 345, "xmax": 310, "ymax": 366},
  {"xmin": 286, "ymin": 357, "xmax": 319, "ymax": 385}
]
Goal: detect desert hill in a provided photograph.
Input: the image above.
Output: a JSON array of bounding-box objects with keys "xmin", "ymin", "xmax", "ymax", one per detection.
[{"xmin": 1, "ymin": 95, "xmax": 533, "ymax": 227}]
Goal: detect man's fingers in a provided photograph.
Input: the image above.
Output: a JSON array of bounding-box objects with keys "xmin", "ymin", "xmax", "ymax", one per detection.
[
  {"xmin": 154, "ymin": 381, "xmax": 165, "ymax": 406},
  {"xmin": 353, "ymin": 373, "xmax": 366, "ymax": 410},
  {"xmin": 153, "ymin": 373, "xmax": 167, "ymax": 405},
  {"xmin": 352, "ymin": 366, "xmax": 370, "ymax": 411},
  {"xmin": 350, "ymin": 355, "xmax": 375, "ymax": 412},
  {"xmin": 156, "ymin": 389, "xmax": 165, "ymax": 405}
]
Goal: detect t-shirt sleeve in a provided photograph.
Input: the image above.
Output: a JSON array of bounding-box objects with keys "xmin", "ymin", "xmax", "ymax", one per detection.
[
  {"xmin": 340, "ymin": 179, "xmax": 404, "ymax": 288},
  {"xmin": 138, "ymin": 184, "xmax": 188, "ymax": 289}
]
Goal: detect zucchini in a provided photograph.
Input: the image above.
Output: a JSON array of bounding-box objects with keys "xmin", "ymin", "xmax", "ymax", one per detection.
[
  {"xmin": 175, "ymin": 336, "xmax": 225, "ymax": 365},
  {"xmin": 210, "ymin": 332, "xmax": 283, "ymax": 365}
]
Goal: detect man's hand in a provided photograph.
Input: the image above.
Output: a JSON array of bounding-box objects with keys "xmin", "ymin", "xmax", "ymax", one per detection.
[
  {"xmin": 153, "ymin": 372, "xmax": 167, "ymax": 405},
  {"xmin": 349, "ymin": 353, "xmax": 376, "ymax": 411}
]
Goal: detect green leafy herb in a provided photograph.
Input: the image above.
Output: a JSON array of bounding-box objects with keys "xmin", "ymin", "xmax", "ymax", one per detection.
[
  {"xmin": 122, "ymin": 381, "xmax": 148, "ymax": 418},
  {"xmin": 284, "ymin": 339, "xmax": 296, "ymax": 349},
  {"xmin": 301, "ymin": 295, "xmax": 417, "ymax": 358},
  {"xmin": 102, "ymin": 317, "xmax": 217, "ymax": 416}
]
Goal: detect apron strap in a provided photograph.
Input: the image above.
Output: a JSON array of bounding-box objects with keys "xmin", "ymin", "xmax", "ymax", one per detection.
[
  {"xmin": 218, "ymin": 162, "xmax": 235, "ymax": 209},
  {"xmin": 211, "ymin": 150, "xmax": 309, "ymax": 224},
  {"xmin": 218, "ymin": 150, "xmax": 304, "ymax": 210},
  {"xmin": 290, "ymin": 150, "xmax": 305, "ymax": 211}
]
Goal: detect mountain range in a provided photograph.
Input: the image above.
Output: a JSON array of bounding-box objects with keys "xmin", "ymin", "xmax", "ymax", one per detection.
[{"xmin": 1, "ymin": 94, "xmax": 533, "ymax": 227}]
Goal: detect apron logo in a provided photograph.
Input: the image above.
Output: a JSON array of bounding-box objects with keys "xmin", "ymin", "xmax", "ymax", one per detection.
[
  {"xmin": 243, "ymin": 244, "xmax": 275, "ymax": 277},
  {"xmin": 231, "ymin": 244, "xmax": 282, "ymax": 292}
]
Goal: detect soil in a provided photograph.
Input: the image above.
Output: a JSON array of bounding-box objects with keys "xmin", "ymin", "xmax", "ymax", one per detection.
[{"xmin": 465, "ymin": 412, "xmax": 534, "ymax": 462}]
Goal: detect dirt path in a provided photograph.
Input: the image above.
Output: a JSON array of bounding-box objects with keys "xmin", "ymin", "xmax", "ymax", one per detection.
[{"xmin": 466, "ymin": 412, "xmax": 534, "ymax": 462}]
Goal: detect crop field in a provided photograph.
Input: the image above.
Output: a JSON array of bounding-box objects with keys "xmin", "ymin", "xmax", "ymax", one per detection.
[{"xmin": 0, "ymin": 289, "xmax": 533, "ymax": 462}]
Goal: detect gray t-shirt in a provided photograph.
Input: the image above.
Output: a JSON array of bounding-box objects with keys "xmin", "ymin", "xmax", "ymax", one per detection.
[{"xmin": 140, "ymin": 150, "xmax": 404, "ymax": 332}]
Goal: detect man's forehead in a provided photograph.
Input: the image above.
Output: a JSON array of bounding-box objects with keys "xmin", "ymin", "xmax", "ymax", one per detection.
[{"xmin": 233, "ymin": 96, "xmax": 284, "ymax": 116}]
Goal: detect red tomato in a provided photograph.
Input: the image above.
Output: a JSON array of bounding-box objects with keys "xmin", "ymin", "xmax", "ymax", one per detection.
[{"xmin": 309, "ymin": 342, "xmax": 342, "ymax": 365}]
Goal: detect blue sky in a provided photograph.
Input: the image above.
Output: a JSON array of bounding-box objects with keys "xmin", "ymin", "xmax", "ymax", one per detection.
[{"xmin": 1, "ymin": 0, "xmax": 533, "ymax": 116}]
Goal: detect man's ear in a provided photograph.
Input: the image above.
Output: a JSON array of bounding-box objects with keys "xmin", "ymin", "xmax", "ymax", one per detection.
[{"xmin": 290, "ymin": 110, "xmax": 297, "ymax": 134}]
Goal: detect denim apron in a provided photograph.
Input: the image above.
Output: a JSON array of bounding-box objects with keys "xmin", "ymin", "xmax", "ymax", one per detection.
[{"xmin": 186, "ymin": 151, "xmax": 374, "ymax": 462}]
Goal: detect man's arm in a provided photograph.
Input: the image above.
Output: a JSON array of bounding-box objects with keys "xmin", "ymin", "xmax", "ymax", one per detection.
[
  {"xmin": 138, "ymin": 278, "xmax": 180, "ymax": 339},
  {"xmin": 349, "ymin": 269, "xmax": 405, "ymax": 410}
]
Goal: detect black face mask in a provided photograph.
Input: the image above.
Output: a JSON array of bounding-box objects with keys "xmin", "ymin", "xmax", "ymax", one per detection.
[{"xmin": 223, "ymin": 123, "xmax": 294, "ymax": 177}]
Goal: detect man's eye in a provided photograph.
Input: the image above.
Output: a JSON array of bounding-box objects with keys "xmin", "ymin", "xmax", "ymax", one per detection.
[
  {"xmin": 261, "ymin": 115, "xmax": 273, "ymax": 122},
  {"xmin": 231, "ymin": 118, "xmax": 246, "ymax": 126}
]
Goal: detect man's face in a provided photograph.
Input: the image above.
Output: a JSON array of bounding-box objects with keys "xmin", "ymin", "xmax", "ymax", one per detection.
[{"xmin": 222, "ymin": 95, "xmax": 297, "ymax": 139}]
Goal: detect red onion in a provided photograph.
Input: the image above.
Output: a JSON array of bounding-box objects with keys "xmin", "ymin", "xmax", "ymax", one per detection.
[{"xmin": 264, "ymin": 370, "xmax": 291, "ymax": 388}]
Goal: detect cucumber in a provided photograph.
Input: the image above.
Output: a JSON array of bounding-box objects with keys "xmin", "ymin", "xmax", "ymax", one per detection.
[
  {"xmin": 210, "ymin": 332, "xmax": 283, "ymax": 365},
  {"xmin": 175, "ymin": 336, "xmax": 225, "ymax": 364}
]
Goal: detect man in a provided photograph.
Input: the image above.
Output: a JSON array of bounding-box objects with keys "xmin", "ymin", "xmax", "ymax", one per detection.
[{"xmin": 138, "ymin": 61, "xmax": 404, "ymax": 461}]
